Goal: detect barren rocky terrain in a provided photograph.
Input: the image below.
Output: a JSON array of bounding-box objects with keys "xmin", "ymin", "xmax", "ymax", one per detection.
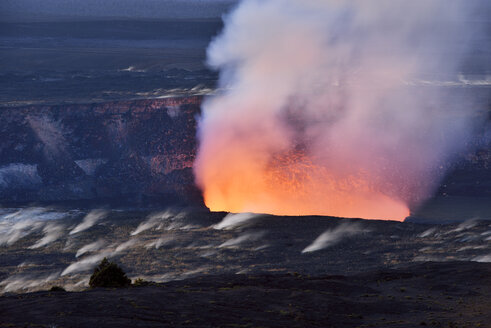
[
  {"xmin": 1, "ymin": 12, "xmax": 490, "ymax": 328},
  {"xmin": 1, "ymin": 261, "xmax": 490, "ymax": 327}
]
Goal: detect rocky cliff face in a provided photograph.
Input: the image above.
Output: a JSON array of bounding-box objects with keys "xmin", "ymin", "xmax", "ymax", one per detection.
[{"xmin": 0, "ymin": 97, "xmax": 204, "ymax": 207}]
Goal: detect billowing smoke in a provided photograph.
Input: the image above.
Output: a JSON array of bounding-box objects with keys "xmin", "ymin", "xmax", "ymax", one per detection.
[{"xmin": 195, "ymin": 0, "xmax": 486, "ymax": 220}]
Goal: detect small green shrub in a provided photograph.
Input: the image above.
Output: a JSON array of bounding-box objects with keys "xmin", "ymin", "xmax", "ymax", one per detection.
[
  {"xmin": 50, "ymin": 286, "xmax": 66, "ymax": 292},
  {"xmin": 89, "ymin": 257, "xmax": 131, "ymax": 288},
  {"xmin": 133, "ymin": 278, "xmax": 150, "ymax": 287}
]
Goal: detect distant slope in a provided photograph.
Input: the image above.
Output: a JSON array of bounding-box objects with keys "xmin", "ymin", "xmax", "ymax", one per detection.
[{"xmin": 0, "ymin": 0, "xmax": 237, "ymax": 22}]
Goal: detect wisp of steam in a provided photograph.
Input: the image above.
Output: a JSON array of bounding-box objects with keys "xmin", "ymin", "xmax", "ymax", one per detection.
[{"xmin": 194, "ymin": 0, "xmax": 485, "ymax": 220}]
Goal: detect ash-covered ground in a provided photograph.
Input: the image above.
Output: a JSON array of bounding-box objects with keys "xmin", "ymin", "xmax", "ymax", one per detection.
[{"xmin": 1, "ymin": 207, "xmax": 491, "ymax": 292}]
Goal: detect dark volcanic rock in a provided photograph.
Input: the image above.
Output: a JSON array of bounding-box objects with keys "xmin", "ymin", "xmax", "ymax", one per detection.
[
  {"xmin": 0, "ymin": 97, "xmax": 204, "ymax": 207},
  {"xmin": 0, "ymin": 261, "xmax": 490, "ymax": 327}
]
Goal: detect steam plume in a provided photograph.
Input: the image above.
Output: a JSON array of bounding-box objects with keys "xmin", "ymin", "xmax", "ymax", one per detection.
[
  {"xmin": 302, "ymin": 221, "xmax": 368, "ymax": 253},
  {"xmin": 195, "ymin": 0, "xmax": 485, "ymax": 220},
  {"xmin": 213, "ymin": 212, "xmax": 260, "ymax": 230},
  {"xmin": 69, "ymin": 209, "xmax": 107, "ymax": 235}
]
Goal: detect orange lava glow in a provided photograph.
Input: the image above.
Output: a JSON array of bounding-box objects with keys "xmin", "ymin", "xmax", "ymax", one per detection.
[{"xmin": 199, "ymin": 150, "xmax": 410, "ymax": 221}]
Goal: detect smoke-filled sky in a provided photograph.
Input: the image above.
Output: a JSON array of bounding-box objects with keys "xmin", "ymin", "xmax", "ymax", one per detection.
[
  {"xmin": 195, "ymin": 0, "xmax": 489, "ymax": 220},
  {"xmin": 0, "ymin": 0, "xmax": 238, "ymax": 21}
]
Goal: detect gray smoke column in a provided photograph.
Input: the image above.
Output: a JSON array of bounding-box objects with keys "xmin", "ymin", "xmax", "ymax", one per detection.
[{"xmin": 195, "ymin": 0, "xmax": 485, "ymax": 220}]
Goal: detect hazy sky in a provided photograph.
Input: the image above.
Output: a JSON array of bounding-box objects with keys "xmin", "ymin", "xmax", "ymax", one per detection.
[{"xmin": 0, "ymin": 0, "xmax": 238, "ymax": 21}]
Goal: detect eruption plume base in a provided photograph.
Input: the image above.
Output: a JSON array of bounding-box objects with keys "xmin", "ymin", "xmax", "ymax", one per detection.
[
  {"xmin": 202, "ymin": 152, "xmax": 410, "ymax": 221},
  {"xmin": 205, "ymin": 196, "xmax": 409, "ymax": 221},
  {"xmin": 195, "ymin": 0, "xmax": 483, "ymax": 222}
]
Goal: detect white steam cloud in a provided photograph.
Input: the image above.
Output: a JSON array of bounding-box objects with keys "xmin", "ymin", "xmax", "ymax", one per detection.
[
  {"xmin": 69, "ymin": 209, "xmax": 107, "ymax": 235},
  {"xmin": 213, "ymin": 212, "xmax": 260, "ymax": 230},
  {"xmin": 302, "ymin": 221, "xmax": 368, "ymax": 253},
  {"xmin": 62, "ymin": 252, "xmax": 111, "ymax": 276},
  {"xmin": 0, "ymin": 272, "xmax": 61, "ymax": 293},
  {"xmin": 131, "ymin": 209, "xmax": 188, "ymax": 236},
  {"xmin": 28, "ymin": 222, "xmax": 65, "ymax": 249},
  {"xmin": 62, "ymin": 238, "xmax": 139, "ymax": 276},
  {"xmin": 76, "ymin": 239, "xmax": 106, "ymax": 258},
  {"xmin": 219, "ymin": 230, "xmax": 266, "ymax": 248},
  {"xmin": 195, "ymin": 0, "xmax": 487, "ymax": 220},
  {"xmin": 0, "ymin": 207, "xmax": 68, "ymax": 246}
]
